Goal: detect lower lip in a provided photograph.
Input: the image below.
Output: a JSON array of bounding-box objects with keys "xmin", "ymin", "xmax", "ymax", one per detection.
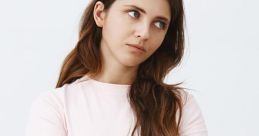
[{"xmin": 126, "ymin": 44, "xmax": 145, "ymax": 54}]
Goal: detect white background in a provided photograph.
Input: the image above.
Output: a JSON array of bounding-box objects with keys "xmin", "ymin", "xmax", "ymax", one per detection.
[{"xmin": 0, "ymin": 0, "xmax": 258, "ymax": 136}]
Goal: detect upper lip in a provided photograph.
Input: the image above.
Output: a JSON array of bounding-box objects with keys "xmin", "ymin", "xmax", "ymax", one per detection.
[{"xmin": 126, "ymin": 44, "xmax": 146, "ymax": 52}]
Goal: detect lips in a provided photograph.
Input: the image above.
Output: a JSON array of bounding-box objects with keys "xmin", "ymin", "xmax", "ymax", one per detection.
[{"xmin": 126, "ymin": 44, "xmax": 146, "ymax": 52}]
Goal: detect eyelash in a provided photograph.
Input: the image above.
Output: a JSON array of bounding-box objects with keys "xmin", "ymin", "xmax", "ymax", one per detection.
[{"xmin": 126, "ymin": 10, "xmax": 167, "ymax": 30}]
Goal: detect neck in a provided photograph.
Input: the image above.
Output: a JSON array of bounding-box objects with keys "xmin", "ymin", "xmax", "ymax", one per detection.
[
  {"xmin": 89, "ymin": 67, "xmax": 137, "ymax": 85},
  {"xmin": 88, "ymin": 57, "xmax": 138, "ymax": 85}
]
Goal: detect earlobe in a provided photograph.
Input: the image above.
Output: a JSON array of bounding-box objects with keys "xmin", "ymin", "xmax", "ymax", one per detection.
[{"xmin": 93, "ymin": 1, "xmax": 105, "ymax": 27}]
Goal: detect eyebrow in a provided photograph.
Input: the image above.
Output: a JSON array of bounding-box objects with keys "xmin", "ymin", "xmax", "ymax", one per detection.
[{"xmin": 123, "ymin": 5, "xmax": 170, "ymax": 23}]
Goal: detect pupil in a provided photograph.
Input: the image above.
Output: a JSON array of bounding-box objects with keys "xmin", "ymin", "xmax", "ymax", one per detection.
[{"xmin": 134, "ymin": 12, "xmax": 137, "ymax": 17}]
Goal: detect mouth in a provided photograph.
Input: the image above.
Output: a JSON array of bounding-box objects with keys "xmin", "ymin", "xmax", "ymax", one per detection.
[{"xmin": 126, "ymin": 44, "xmax": 146, "ymax": 52}]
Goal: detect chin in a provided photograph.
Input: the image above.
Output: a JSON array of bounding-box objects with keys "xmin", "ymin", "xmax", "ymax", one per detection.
[
  {"xmin": 120, "ymin": 60, "xmax": 142, "ymax": 68},
  {"xmin": 117, "ymin": 55, "xmax": 146, "ymax": 67}
]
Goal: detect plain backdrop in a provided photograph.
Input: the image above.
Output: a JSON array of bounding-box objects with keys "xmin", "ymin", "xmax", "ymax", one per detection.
[{"xmin": 0, "ymin": 0, "xmax": 258, "ymax": 136}]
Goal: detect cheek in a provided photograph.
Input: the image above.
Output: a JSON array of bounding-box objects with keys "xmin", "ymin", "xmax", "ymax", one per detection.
[
  {"xmin": 148, "ymin": 34, "xmax": 166, "ymax": 51},
  {"xmin": 102, "ymin": 16, "xmax": 129, "ymax": 45}
]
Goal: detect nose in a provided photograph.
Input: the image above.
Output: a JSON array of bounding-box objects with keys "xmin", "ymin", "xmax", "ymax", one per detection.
[{"xmin": 134, "ymin": 21, "xmax": 150, "ymax": 41}]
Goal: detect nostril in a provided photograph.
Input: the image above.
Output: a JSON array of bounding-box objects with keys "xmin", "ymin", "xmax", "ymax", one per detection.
[{"xmin": 135, "ymin": 35, "xmax": 141, "ymax": 38}]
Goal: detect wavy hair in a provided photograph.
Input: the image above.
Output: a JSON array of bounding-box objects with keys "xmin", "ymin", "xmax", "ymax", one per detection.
[{"xmin": 56, "ymin": 0, "xmax": 185, "ymax": 135}]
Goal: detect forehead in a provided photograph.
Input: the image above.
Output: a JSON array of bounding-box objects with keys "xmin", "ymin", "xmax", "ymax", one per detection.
[{"xmin": 112, "ymin": 0, "xmax": 171, "ymax": 20}]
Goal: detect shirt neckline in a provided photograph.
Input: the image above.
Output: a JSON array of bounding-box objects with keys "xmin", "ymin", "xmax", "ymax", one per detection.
[{"xmin": 78, "ymin": 75, "xmax": 132, "ymax": 88}]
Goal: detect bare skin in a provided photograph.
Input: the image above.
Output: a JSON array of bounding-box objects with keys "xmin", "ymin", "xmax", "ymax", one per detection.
[{"xmin": 91, "ymin": 0, "xmax": 171, "ymax": 85}]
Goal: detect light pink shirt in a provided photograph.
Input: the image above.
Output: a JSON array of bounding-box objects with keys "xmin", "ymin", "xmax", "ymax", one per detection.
[{"xmin": 25, "ymin": 76, "xmax": 208, "ymax": 136}]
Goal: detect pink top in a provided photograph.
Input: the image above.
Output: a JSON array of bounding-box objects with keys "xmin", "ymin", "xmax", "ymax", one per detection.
[{"xmin": 25, "ymin": 76, "xmax": 208, "ymax": 136}]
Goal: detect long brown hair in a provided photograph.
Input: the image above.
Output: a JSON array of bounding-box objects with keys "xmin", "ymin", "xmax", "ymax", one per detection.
[{"xmin": 56, "ymin": 0, "xmax": 185, "ymax": 135}]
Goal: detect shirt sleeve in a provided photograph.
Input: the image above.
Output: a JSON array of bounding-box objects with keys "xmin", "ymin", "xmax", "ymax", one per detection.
[
  {"xmin": 179, "ymin": 93, "xmax": 208, "ymax": 136},
  {"xmin": 25, "ymin": 91, "xmax": 67, "ymax": 136}
]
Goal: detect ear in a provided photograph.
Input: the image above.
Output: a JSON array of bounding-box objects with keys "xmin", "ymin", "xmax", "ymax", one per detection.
[{"xmin": 93, "ymin": 1, "xmax": 106, "ymax": 27}]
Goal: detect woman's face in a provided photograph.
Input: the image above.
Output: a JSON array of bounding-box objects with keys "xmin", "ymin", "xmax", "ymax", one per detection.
[{"xmin": 95, "ymin": 0, "xmax": 171, "ymax": 68}]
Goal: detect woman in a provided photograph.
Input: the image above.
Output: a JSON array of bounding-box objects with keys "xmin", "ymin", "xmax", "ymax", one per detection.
[{"xmin": 25, "ymin": 0, "xmax": 208, "ymax": 136}]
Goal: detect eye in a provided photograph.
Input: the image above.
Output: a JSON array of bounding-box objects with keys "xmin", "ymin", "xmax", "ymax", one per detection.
[
  {"xmin": 154, "ymin": 21, "xmax": 166, "ymax": 30},
  {"xmin": 128, "ymin": 10, "xmax": 140, "ymax": 18}
]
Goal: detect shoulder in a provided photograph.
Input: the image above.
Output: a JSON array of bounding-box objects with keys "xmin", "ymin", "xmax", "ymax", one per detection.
[
  {"xmin": 35, "ymin": 76, "xmax": 90, "ymax": 99},
  {"xmin": 25, "ymin": 86, "xmax": 69, "ymax": 136},
  {"xmin": 32, "ymin": 83, "xmax": 68, "ymax": 105},
  {"xmin": 30, "ymin": 76, "xmax": 92, "ymax": 112},
  {"xmin": 26, "ymin": 79, "xmax": 88, "ymax": 136},
  {"xmin": 178, "ymin": 89, "xmax": 199, "ymax": 107},
  {"xmin": 28, "ymin": 85, "xmax": 67, "ymax": 119},
  {"xmin": 178, "ymin": 89, "xmax": 208, "ymax": 136}
]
